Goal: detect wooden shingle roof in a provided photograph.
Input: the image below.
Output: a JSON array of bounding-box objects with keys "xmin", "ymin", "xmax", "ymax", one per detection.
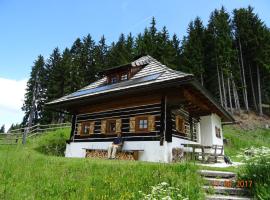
[
  {"xmin": 46, "ymin": 55, "xmax": 234, "ymax": 122},
  {"xmin": 47, "ymin": 55, "xmax": 192, "ymax": 105}
]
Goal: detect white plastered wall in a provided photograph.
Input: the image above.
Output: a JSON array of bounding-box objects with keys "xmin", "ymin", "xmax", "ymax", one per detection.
[
  {"xmin": 199, "ymin": 113, "xmax": 224, "ymax": 154},
  {"xmin": 65, "ymin": 140, "xmax": 168, "ymax": 162}
]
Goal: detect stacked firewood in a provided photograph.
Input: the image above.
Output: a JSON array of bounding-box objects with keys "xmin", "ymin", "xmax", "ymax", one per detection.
[
  {"xmin": 86, "ymin": 150, "xmax": 135, "ymax": 160},
  {"xmin": 172, "ymin": 148, "xmax": 184, "ymax": 162}
]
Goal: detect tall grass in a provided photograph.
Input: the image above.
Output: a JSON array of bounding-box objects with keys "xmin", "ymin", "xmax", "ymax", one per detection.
[
  {"xmin": 0, "ymin": 129, "xmax": 204, "ymax": 200},
  {"xmin": 223, "ymin": 126, "xmax": 270, "ymax": 160},
  {"xmin": 238, "ymin": 154, "xmax": 270, "ymax": 199}
]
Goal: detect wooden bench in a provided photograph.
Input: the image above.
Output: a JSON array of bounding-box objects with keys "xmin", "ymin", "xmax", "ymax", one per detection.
[
  {"xmin": 207, "ymin": 145, "xmax": 224, "ymax": 163},
  {"xmin": 182, "ymin": 144, "xmax": 224, "ymax": 163}
]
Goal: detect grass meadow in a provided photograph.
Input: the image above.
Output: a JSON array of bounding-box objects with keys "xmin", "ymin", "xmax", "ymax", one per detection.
[
  {"xmin": 1, "ymin": 126, "xmax": 270, "ymax": 199},
  {"xmin": 223, "ymin": 126, "xmax": 270, "ymax": 161},
  {"xmin": 0, "ymin": 129, "xmax": 204, "ymax": 200}
]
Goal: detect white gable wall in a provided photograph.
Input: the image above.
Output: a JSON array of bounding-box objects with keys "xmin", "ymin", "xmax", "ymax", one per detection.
[
  {"xmin": 200, "ymin": 113, "xmax": 223, "ymax": 146},
  {"xmin": 211, "ymin": 113, "xmax": 223, "ymax": 145}
]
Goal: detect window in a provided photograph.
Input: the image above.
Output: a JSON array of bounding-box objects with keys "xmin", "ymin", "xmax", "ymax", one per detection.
[
  {"xmin": 139, "ymin": 119, "xmax": 148, "ymax": 129},
  {"xmin": 107, "ymin": 120, "xmax": 116, "ymax": 134},
  {"xmin": 120, "ymin": 74, "xmax": 128, "ymax": 81},
  {"xmin": 175, "ymin": 115, "xmax": 185, "ymax": 133},
  {"xmin": 215, "ymin": 126, "xmax": 221, "ymax": 138},
  {"xmin": 81, "ymin": 122, "xmax": 90, "ymax": 135},
  {"xmin": 111, "ymin": 76, "xmax": 117, "ymax": 84},
  {"xmin": 135, "ymin": 116, "xmax": 148, "ymax": 132}
]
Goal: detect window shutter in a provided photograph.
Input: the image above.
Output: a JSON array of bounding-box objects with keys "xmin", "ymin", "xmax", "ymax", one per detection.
[
  {"xmin": 101, "ymin": 120, "xmax": 107, "ymax": 134},
  {"xmin": 116, "ymin": 119, "xmax": 122, "ymax": 134},
  {"xmin": 175, "ymin": 116, "xmax": 179, "ymax": 132},
  {"xmin": 176, "ymin": 116, "xmax": 185, "ymax": 133},
  {"xmin": 77, "ymin": 123, "xmax": 82, "ymax": 135},
  {"xmin": 148, "ymin": 115, "xmax": 155, "ymax": 132},
  {"xmin": 181, "ymin": 118, "xmax": 185, "ymax": 133},
  {"xmin": 89, "ymin": 121, "xmax": 95, "ymax": 134},
  {"xmin": 129, "ymin": 117, "xmax": 135, "ymax": 133}
]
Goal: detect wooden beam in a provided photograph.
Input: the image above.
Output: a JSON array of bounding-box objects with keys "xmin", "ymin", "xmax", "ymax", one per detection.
[{"xmin": 183, "ymin": 89, "xmax": 210, "ymax": 112}]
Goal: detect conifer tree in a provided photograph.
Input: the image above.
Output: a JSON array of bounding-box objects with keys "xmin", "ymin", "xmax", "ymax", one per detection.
[
  {"xmin": 43, "ymin": 48, "xmax": 63, "ymax": 123},
  {"xmin": 0, "ymin": 125, "xmax": 5, "ymax": 133},
  {"xmin": 94, "ymin": 35, "xmax": 108, "ymax": 73},
  {"xmin": 82, "ymin": 34, "xmax": 96, "ymax": 84},
  {"xmin": 180, "ymin": 17, "xmax": 205, "ymax": 85},
  {"xmin": 22, "ymin": 55, "xmax": 46, "ymax": 125},
  {"xmin": 233, "ymin": 6, "xmax": 270, "ymax": 114}
]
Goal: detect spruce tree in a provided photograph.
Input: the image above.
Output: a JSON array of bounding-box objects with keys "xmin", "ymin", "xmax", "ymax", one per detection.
[
  {"xmin": 22, "ymin": 55, "xmax": 46, "ymax": 125},
  {"xmin": 82, "ymin": 34, "xmax": 96, "ymax": 84},
  {"xmin": 0, "ymin": 125, "xmax": 5, "ymax": 133},
  {"xmin": 43, "ymin": 48, "xmax": 63, "ymax": 123},
  {"xmin": 233, "ymin": 6, "xmax": 270, "ymax": 114},
  {"xmin": 180, "ymin": 17, "xmax": 205, "ymax": 85},
  {"xmin": 94, "ymin": 35, "xmax": 108, "ymax": 73}
]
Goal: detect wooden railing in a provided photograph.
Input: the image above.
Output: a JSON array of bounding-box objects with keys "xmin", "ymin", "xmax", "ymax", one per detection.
[{"xmin": 0, "ymin": 123, "xmax": 71, "ymax": 145}]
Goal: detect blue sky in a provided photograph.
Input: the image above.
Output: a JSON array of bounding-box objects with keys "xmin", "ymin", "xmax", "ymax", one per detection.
[{"xmin": 0, "ymin": 0, "xmax": 269, "ymax": 130}]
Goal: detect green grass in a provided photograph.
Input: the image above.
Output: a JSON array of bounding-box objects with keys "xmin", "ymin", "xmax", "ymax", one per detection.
[
  {"xmin": 0, "ymin": 129, "xmax": 204, "ymax": 200},
  {"xmin": 223, "ymin": 126, "xmax": 270, "ymax": 161},
  {"xmin": 1, "ymin": 125, "xmax": 269, "ymax": 199}
]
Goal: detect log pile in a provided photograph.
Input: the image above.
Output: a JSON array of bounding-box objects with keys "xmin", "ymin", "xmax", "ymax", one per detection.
[{"xmin": 86, "ymin": 150, "xmax": 135, "ymax": 160}]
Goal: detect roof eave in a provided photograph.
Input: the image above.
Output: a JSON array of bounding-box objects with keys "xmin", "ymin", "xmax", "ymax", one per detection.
[
  {"xmin": 190, "ymin": 80, "xmax": 235, "ymax": 122},
  {"xmin": 45, "ymin": 75, "xmax": 194, "ymax": 109}
]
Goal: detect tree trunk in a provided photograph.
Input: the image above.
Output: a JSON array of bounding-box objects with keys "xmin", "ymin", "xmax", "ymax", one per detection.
[
  {"xmin": 227, "ymin": 77, "xmax": 233, "ymax": 113},
  {"xmin": 220, "ymin": 68, "xmax": 227, "ymax": 110},
  {"xmin": 216, "ymin": 62, "xmax": 223, "ymax": 107},
  {"xmin": 231, "ymin": 73, "xmax": 240, "ymax": 113},
  {"xmin": 200, "ymin": 73, "xmax": 204, "ymax": 86},
  {"xmin": 257, "ymin": 65, "xmax": 263, "ymax": 116},
  {"xmin": 248, "ymin": 64, "xmax": 258, "ymax": 111},
  {"xmin": 238, "ymin": 38, "xmax": 249, "ymax": 111}
]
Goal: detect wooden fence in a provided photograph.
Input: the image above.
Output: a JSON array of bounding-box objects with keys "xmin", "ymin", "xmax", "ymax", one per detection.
[{"xmin": 0, "ymin": 123, "xmax": 71, "ymax": 145}]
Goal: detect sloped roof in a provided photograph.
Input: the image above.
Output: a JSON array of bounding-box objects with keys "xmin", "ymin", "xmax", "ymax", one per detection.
[
  {"xmin": 46, "ymin": 55, "xmax": 235, "ymax": 122},
  {"xmin": 47, "ymin": 55, "xmax": 192, "ymax": 105}
]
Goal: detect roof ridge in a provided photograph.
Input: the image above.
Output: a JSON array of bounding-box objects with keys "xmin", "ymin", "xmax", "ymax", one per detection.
[
  {"xmin": 131, "ymin": 55, "xmax": 157, "ymax": 66},
  {"xmin": 144, "ymin": 57, "xmax": 193, "ymax": 77}
]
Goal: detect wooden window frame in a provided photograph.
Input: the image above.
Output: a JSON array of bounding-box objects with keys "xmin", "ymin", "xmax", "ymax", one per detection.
[
  {"xmin": 176, "ymin": 115, "xmax": 185, "ymax": 134},
  {"xmin": 106, "ymin": 119, "xmax": 117, "ymax": 135},
  {"xmin": 81, "ymin": 122, "xmax": 90, "ymax": 135},
  {"xmin": 120, "ymin": 73, "xmax": 128, "ymax": 81},
  {"xmin": 135, "ymin": 116, "xmax": 149, "ymax": 132},
  {"xmin": 215, "ymin": 126, "xmax": 221, "ymax": 138}
]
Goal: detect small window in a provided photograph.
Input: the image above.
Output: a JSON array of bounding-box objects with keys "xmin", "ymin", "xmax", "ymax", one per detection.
[
  {"xmin": 139, "ymin": 119, "xmax": 148, "ymax": 129},
  {"xmin": 215, "ymin": 126, "xmax": 221, "ymax": 138},
  {"xmin": 81, "ymin": 122, "xmax": 90, "ymax": 135},
  {"xmin": 135, "ymin": 116, "xmax": 148, "ymax": 132},
  {"xmin": 111, "ymin": 77, "xmax": 117, "ymax": 84},
  {"xmin": 107, "ymin": 120, "xmax": 116, "ymax": 134},
  {"xmin": 121, "ymin": 74, "xmax": 128, "ymax": 81}
]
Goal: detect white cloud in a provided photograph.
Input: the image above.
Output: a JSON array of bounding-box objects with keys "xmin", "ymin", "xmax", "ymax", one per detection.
[{"xmin": 0, "ymin": 77, "xmax": 27, "ymax": 131}]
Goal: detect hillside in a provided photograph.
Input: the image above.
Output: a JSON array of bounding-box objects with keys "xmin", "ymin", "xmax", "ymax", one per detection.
[
  {"xmin": 0, "ymin": 129, "xmax": 204, "ymax": 200},
  {"xmin": 1, "ymin": 123, "xmax": 270, "ymax": 199},
  {"xmin": 223, "ymin": 113, "xmax": 270, "ymax": 161}
]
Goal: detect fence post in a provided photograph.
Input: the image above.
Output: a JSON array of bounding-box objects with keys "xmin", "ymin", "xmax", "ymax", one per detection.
[{"xmin": 22, "ymin": 127, "xmax": 29, "ymax": 145}]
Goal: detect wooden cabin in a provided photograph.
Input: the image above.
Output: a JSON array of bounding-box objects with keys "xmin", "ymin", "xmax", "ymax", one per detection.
[{"xmin": 47, "ymin": 56, "xmax": 234, "ymax": 162}]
